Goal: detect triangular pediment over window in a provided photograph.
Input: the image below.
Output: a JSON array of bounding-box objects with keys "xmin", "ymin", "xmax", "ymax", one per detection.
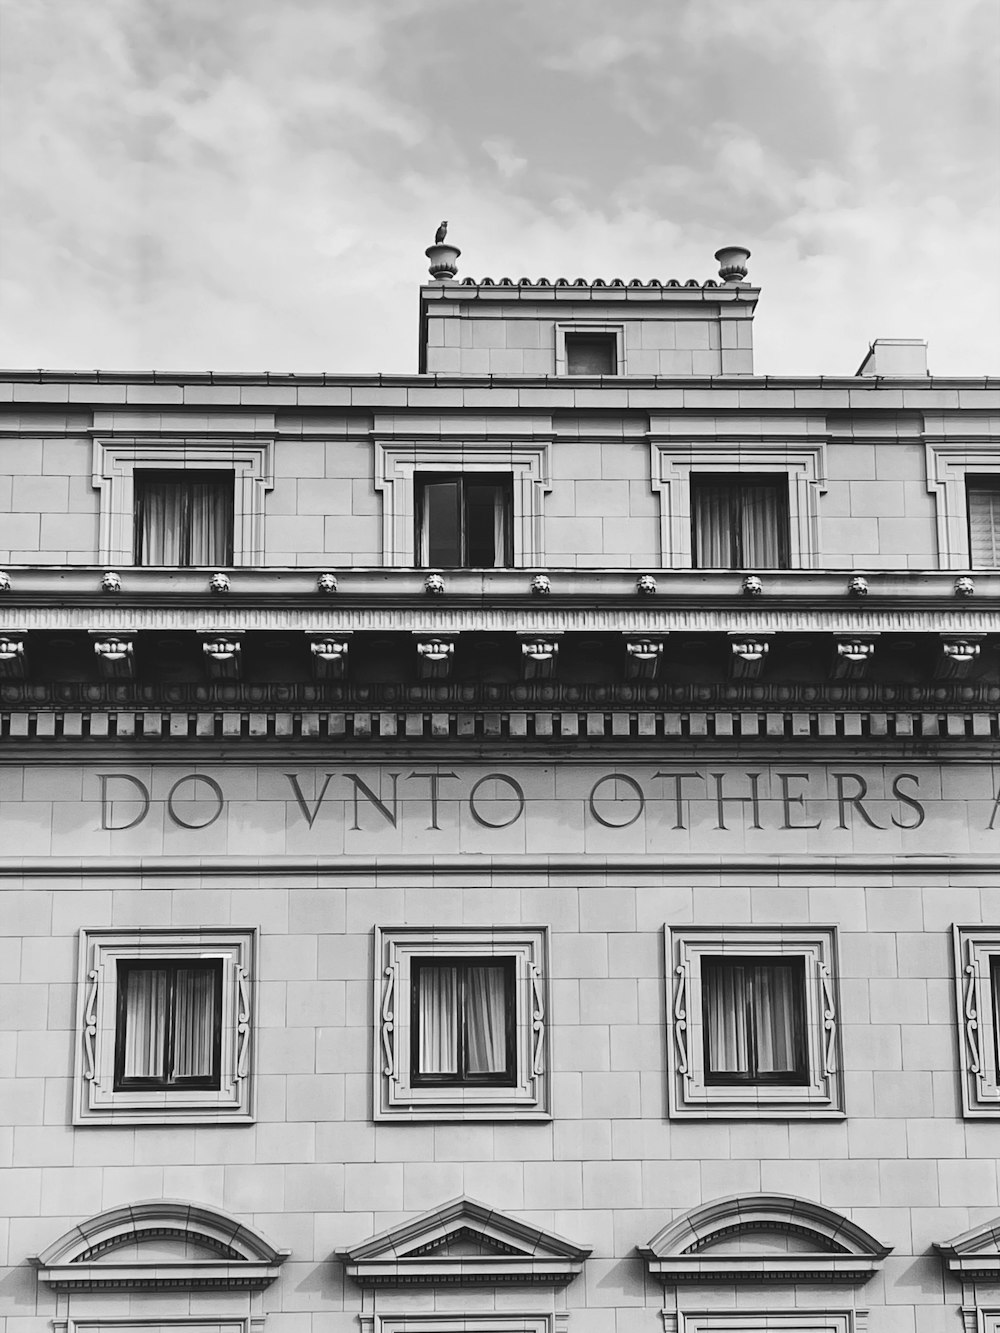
[
  {"xmin": 338, "ymin": 1196, "xmax": 590, "ymax": 1287},
  {"xmin": 936, "ymin": 1215, "xmax": 1000, "ymax": 1279},
  {"xmin": 30, "ymin": 1200, "xmax": 290, "ymax": 1291},
  {"xmin": 638, "ymin": 1193, "xmax": 891, "ymax": 1285}
]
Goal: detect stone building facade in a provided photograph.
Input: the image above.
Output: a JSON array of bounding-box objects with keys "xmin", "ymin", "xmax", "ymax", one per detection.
[{"xmin": 2, "ymin": 241, "xmax": 1000, "ymax": 1333}]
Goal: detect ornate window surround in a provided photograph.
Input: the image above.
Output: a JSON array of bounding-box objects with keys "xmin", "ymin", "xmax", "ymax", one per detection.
[
  {"xmin": 374, "ymin": 439, "xmax": 550, "ymax": 567},
  {"xmin": 925, "ymin": 442, "xmax": 1000, "ymax": 570},
  {"xmin": 53, "ymin": 1324, "xmax": 264, "ymax": 1333},
  {"xmin": 74, "ymin": 928, "xmax": 257, "ymax": 1125},
  {"xmin": 665, "ymin": 925, "xmax": 844, "ymax": 1118},
  {"xmin": 650, "ymin": 441, "xmax": 826, "ymax": 568},
  {"xmin": 640, "ymin": 1193, "xmax": 889, "ymax": 1285},
  {"xmin": 92, "ymin": 436, "xmax": 274, "ymax": 566},
  {"xmin": 953, "ymin": 927, "xmax": 1000, "ymax": 1117},
  {"xmin": 31, "ymin": 1200, "xmax": 288, "ymax": 1291},
  {"xmin": 554, "ymin": 322, "xmax": 625, "ymax": 375},
  {"xmin": 374, "ymin": 926, "xmax": 550, "ymax": 1120},
  {"xmin": 364, "ymin": 1319, "xmax": 565, "ymax": 1333},
  {"xmin": 340, "ymin": 1195, "xmax": 589, "ymax": 1287}
]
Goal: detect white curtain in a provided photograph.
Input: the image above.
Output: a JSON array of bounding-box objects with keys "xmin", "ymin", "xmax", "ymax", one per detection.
[
  {"xmin": 705, "ymin": 961, "xmax": 799, "ymax": 1076},
  {"xmin": 465, "ymin": 964, "xmax": 508, "ymax": 1074},
  {"xmin": 969, "ymin": 485, "xmax": 1000, "ymax": 566},
  {"xmin": 137, "ymin": 475, "xmax": 232, "ymax": 566},
  {"xmin": 123, "ymin": 966, "xmax": 168, "ymax": 1080},
  {"xmin": 692, "ymin": 480, "xmax": 787, "ymax": 568},
  {"xmin": 418, "ymin": 965, "xmax": 458, "ymax": 1075},
  {"xmin": 122, "ymin": 964, "xmax": 216, "ymax": 1082}
]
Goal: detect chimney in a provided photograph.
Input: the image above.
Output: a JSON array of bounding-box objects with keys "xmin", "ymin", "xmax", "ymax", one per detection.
[{"xmin": 856, "ymin": 338, "xmax": 928, "ymax": 377}]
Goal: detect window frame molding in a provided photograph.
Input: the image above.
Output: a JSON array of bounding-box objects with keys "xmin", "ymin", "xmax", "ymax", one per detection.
[
  {"xmin": 374, "ymin": 926, "xmax": 550, "ymax": 1120},
  {"xmin": 363, "ymin": 1319, "xmax": 566, "ymax": 1333},
  {"xmin": 662, "ymin": 1315, "xmax": 864, "ymax": 1333},
  {"xmin": 374, "ymin": 439, "xmax": 550, "ymax": 567},
  {"xmin": 555, "ymin": 322, "xmax": 624, "ymax": 376},
  {"xmin": 92, "ymin": 436, "xmax": 274, "ymax": 566},
  {"xmin": 954, "ymin": 926, "xmax": 1000, "ymax": 1117},
  {"xmin": 925, "ymin": 441, "xmax": 1000, "ymax": 570},
  {"xmin": 650, "ymin": 441, "xmax": 826, "ymax": 569},
  {"xmin": 665, "ymin": 925, "xmax": 844, "ymax": 1119},
  {"xmin": 74, "ymin": 928, "xmax": 257, "ymax": 1125}
]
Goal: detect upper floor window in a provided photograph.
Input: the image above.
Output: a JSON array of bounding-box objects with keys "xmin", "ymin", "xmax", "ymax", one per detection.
[
  {"xmin": 135, "ymin": 470, "xmax": 234, "ymax": 566},
  {"xmin": 565, "ymin": 331, "xmax": 618, "ymax": 375},
  {"xmin": 691, "ymin": 472, "xmax": 790, "ymax": 568},
  {"xmin": 416, "ymin": 472, "xmax": 512, "ymax": 567},
  {"xmin": 967, "ymin": 477, "xmax": 1000, "ymax": 567}
]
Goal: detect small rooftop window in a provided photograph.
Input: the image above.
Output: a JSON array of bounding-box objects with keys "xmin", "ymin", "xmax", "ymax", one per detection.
[{"xmin": 564, "ymin": 331, "xmax": 618, "ymax": 375}]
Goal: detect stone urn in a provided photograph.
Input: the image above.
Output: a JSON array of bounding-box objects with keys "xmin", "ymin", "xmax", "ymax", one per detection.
[
  {"xmin": 714, "ymin": 245, "xmax": 751, "ymax": 283},
  {"xmin": 425, "ymin": 243, "xmax": 461, "ymax": 281}
]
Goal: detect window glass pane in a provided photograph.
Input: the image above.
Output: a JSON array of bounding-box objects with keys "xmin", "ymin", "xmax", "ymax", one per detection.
[
  {"xmin": 565, "ymin": 332, "xmax": 617, "ymax": 375},
  {"xmin": 704, "ymin": 957, "xmax": 805, "ymax": 1082},
  {"xmin": 968, "ymin": 479, "xmax": 1000, "ymax": 567},
  {"xmin": 465, "ymin": 482, "xmax": 509, "ymax": 568},
  {"xmin": 417, "ymin": 964, "xmax": 459, "ymax": 1075},
  {"xmin": 465, "ymin": 963, "xmax": 509, "ymax": 1074},
  {"xmin": 121, "ymin": 966, "xmax": 169, "ymax": 1081},
  {"xmin": 422, "ymin": 480, "xmax": 462, "ymax": 567},
  {"xmin": 691, "ymin": 475, "xmax": 789, "ymax": 569},
  {"xmin": 135, "ymin": 472, "xmax": 234, "ymax": 567},
  {"xmin": 173, "ymin": 966, "xmax": 218, "ymax": 1080}
]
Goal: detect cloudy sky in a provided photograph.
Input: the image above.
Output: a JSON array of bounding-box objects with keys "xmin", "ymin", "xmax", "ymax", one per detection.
[{"xmin": 1, "ymin": 0, "xmax": 997, "ymax": 376}]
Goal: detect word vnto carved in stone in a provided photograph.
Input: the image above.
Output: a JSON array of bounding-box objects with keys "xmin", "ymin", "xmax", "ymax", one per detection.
[{"xmin": 87, "ymin": 764, "xmax": 1000, "ymax": 836}]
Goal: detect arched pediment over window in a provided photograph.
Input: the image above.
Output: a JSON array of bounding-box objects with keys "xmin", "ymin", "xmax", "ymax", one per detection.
[
  {"xmin": 638, "ymin": 1194, "xmax": 891, "ymax": 1285},
  {"xmin": 338, "ymin": 1196, "xmax": 590, "ymax": 1287},
  {"xmin": 30, "ymin": 1200, "xmax": 290, "ymax": 1291},
  {"xmin": 936, "ymin": 1215, "xmax": 1000, "ymax": 1280}
]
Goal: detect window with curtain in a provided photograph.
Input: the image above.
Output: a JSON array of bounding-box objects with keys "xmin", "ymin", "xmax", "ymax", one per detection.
[
  {"xmin": 134, "ymin": 470, "xmax": 235, "ymax": 566},
  {"xmin": 703, "ymin": 956, "xmax": 807, "ymax": 1084},
  {"xmin": 691, "ymin": 473, "xmax": 790, "ymax": 568},
  {"xmin": 114, "ymin": 959, "xmax": 222, "ymax": 1090},
  {"xmin": 411, "ymin": 957, "xmax": 515, "ymax": 1086},
  {"xmin": 565, "ymin": 331, "xmax": 618, "ymax": 375},
  {"xmin": 967, "ymin": 477, "xmax": 1000, "ymax": 567},
  {"xmin": 415, "ymin": 472, "xmax": 513, "ymax": 568}
]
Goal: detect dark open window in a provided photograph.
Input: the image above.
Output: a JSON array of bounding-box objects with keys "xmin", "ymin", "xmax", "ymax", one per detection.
[
  {"xmin": 702, "ymin": 956, "xmax": 808, "ymax": 1085},
  {"xmin": 564, "ymin": 331, "xmax": 617, "ymax": 375},
  {"xmin": 114, "ymin": 959, "xmax": 223, "ymax": 1090},
  {"xmin": 134, "ymin": 470, "xmax": 234, "ymax": 566},
  {"xmin": 967, "ymin": 477, "xmax": 1000, "ymax": 567},
  {"xmin": 411, "ymin": 957, "xmax": 516, "ymax": 1087},
  {"xmin": 691, "ymin": 473, "xmax": 790, "ymax": 568},
  {"xmin": 416, "ymin": 472, "xmax": 513, "ymax": 568}
]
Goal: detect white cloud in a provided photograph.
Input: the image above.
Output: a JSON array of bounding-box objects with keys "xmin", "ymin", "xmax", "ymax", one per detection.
[{"xmin": 482, "ymin": 137, "xmax": 527, "ymax": 180}]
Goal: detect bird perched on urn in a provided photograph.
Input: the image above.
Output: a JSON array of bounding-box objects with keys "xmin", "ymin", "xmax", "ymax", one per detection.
[{"xmin": 434, "ymin": 220, "xmax": 448, "ymax": 244}]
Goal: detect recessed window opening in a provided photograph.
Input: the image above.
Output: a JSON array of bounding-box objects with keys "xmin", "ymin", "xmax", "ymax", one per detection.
[
  {"xmin": 134, "ymin": 470, "xmax": 235, "ymax": 566},
  {"xmin": 114, "ymin": 959, "xmax": 223, "ymax": 1091},
  {"xmin": 967, "ymin": 476, "xmax": 1000, "ymax": 567},
  {"xmin": 691, "ymin": 472, "xmax": 790, "ymax": 569},
  {"xmin": 411, "ymin": 957, "xmax": 516, "ymax": 1087},
  {"xmin": 703, "ymin": 956, "xmax": 808, "ymax": 1085},
  {"xmin": 416, "ymin": 472, "xmax": 513, "ymax": 568},
  {"xmin": 564, "ymin": 331, "xmax": 617, "ymax": 375}
]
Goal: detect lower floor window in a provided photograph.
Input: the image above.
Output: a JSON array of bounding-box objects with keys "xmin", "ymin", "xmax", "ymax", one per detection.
[
  {"xmin": 413, "ymin": 957, "xmax": 515, "ymax": 1086},
  {"xmin": 116, "ymin": 960, "xmax": 222, "ymax": 1090},
  {"xmin": 375, "ymin": 925, "xmax": 550, "ymax": 1120},
  {"xmin": 703, "ymin": 956, "xmax": 807, "ymax": 1084},
  {"xmin": 666, "ymin": 925, "xmax": 844, "ymax": 1118}
]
